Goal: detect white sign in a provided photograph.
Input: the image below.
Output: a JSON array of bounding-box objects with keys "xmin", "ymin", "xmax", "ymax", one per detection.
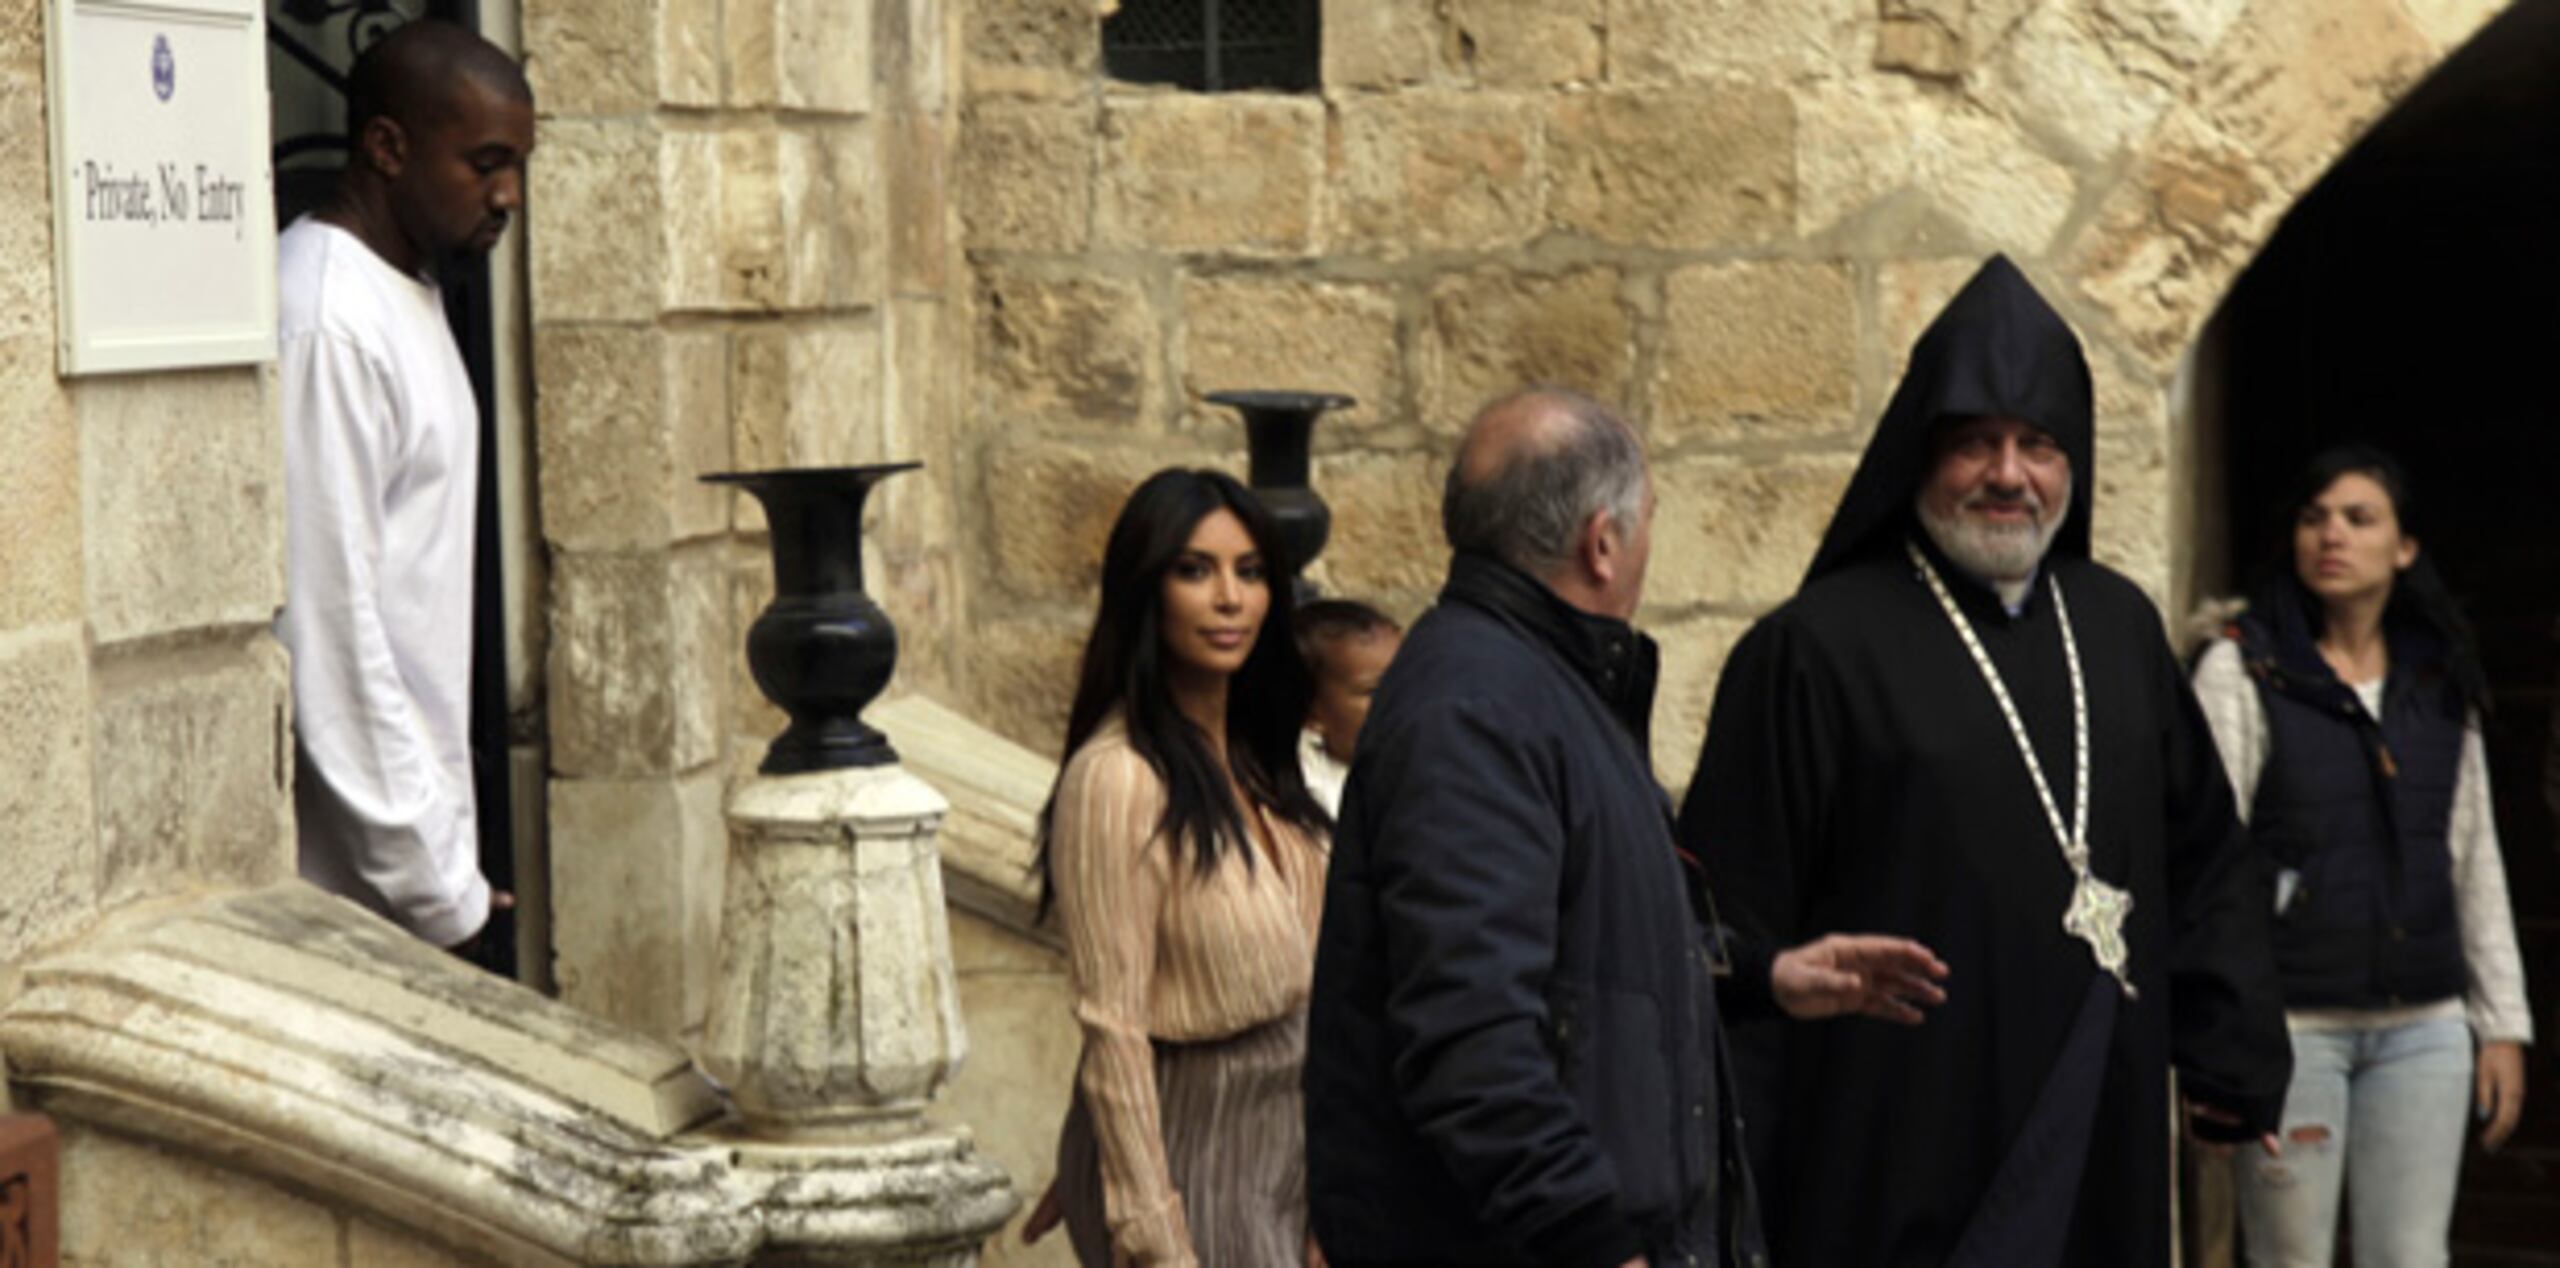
[{"xmin": 47, "ymin": 0, "xmax": 276, "ymax": 375}]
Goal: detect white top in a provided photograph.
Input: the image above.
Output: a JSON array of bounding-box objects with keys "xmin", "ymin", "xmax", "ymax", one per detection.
[
  {"xmin": 2193, "ymin": 638, "xmax": 2533, "ymax": 1044},
  {"xmin": 1300, "ymin": 728, "xmax": 1348, "ymax": 819},
  {"xmin": 275, "ymin": 218, "xmax": 490, "ymax": 948}
]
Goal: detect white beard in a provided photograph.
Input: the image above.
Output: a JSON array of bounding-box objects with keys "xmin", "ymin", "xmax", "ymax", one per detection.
[{"xmin": 1916, "ymin": 483, "xmax": 2071, "ymax": 607}]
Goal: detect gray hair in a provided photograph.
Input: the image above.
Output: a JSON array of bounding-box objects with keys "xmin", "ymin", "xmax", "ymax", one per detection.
[{"xmin": 1442, "ymin": 388, "xmax": 1648, "ymax": 578}]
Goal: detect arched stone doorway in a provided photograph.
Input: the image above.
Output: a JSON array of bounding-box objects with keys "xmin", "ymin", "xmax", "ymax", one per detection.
[{"xmin": 2184, "ymin": 2, "xmax": 2560, "ymax": 1258}]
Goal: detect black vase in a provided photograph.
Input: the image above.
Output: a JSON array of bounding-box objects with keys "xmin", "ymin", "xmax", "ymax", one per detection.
[
  {"xmin": 702, "ymin": 463, "xmax": 921, "ymax": 775},
  {"xmin": 1206, "ymin": 390, "xmax": 1353, "ymax": 597}
]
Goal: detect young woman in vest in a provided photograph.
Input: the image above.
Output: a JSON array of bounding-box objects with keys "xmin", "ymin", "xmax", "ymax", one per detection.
[
  {"xmin": 1038, "ymin": 468, "xmax": 1331, "ymax": 1268},
  {"xmin": 2192, "ymin": 445, "xmax": 2532, "ymax": 1266}
]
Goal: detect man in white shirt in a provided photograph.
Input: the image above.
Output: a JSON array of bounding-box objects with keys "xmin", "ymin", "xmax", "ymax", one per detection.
[{"xmin": 276, "ymin": 21, "xmax": 533, "ymax": 952}]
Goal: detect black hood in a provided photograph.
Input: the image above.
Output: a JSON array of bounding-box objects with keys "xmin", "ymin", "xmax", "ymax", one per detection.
[{"xmin": 1801, "ymin": 255, "xmax": 2095, "ymax": 585}]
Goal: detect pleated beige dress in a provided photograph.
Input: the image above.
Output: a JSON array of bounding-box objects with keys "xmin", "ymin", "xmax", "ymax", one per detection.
[{"xmin": 1046, "ymin": 718, "xmax": 1328, "ymax": 1268}]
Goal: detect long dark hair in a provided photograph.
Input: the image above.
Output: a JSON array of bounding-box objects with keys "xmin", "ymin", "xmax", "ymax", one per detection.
[
  {"xmin": 1036, "ymin": 468, "xmax": 1328, "ymax": 913},
  {"xmin": 2251, "ymin": 443, "xmax": 2490, "ymax": 715}
]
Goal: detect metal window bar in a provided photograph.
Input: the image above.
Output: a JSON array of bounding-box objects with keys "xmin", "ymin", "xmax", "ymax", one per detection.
[{"xmin": 1103, "ymin": 0, "xmax": 1319, "ymax": 92}]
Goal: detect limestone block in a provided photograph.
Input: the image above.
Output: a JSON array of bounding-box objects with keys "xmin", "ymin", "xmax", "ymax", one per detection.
[
  {"xmin": 727, "ymin": 0, "xmax": 781, "ymax": 106},
  {"xmin": 347, "ymin": 1218, "xmax": 491, "ymax": 1268},
  {"xmin": 1878, "ymin": 257, "xmax": 1988, "ymax": 385},
  {"xmin": 703, "ymin": 766, "xmax": 968, "ymax": 1126},
  {"xmin": 1420, "ymin": 266, "xmax": 1634, "ymax": 432},
  {"xmin": 2065, "ymin": 108, "xmax": 2281, "ymax": 371},
  {"xmin": 789, "ymin": 121, "xmax": 887, "ymax": 310},
  {"xmin": 530, "ymin": 117, "xmax": 663, "ymax": 323},
  {"xmin": 1323, "ymin": 0, "xmax": 1439, "ymax": 90},
  {"xmin": 1655, "ymin": 260, "xmax": 1857, "ymax": 447},
  {"xmin": 943, "ymin": 912, "xmax": 1077, "ymax": 1268},
  {"xmin": 524, "ymin": 0, "xmax": 652, "ymax": 115},
  {"xmin": 974, "ymin": 269, "xmax": 1156, "ymax": 426},
  {"xmin": 965, "ymin": 613, "xmax": 1088, "ymax": 756},
  {"xmin": 1333, "ymin": 92, "xmax": 1543, "ymax": 257},
  {"xmin": 660, "ymin": 0, "xmax": 722, "ymax": 106},
  {"xmin": 884, "ymin": 109, "xmax": 950, "ymax": 297},
  {"xmin": 1607, "ymin": 0, "xmax": 1866, "ymax": 85},
  {"xmin": 547, "ymin": 544, "xmax": 728, "ymax": 780},
  {"xmin": 869, "ymin": 693, "xmax": 1053, "ymax": 931},
  {"xmin": 93, "ymin": 637, "xmax": 292, "ymax": 904},
  {"xmin": 1988, "ymin": 3, "xmax": 2175, "ymax": 165},
  {"xmin": 0, "ymin": 13, "xmax": 53, "ymax": 339},
  {"xmin": 1872, "ymin": 0, "xmax": 2035, "ymax": 79},
  {"xmin": 660, "ymin": 126, "xmax": 799, "ymax": 312},
  {"xmin": 779, "ymin": 0, "xmax": 873, "ymax": 114},
  {"xmin": 1548, "ymin": 87, "xmax": 1794, "ymax": 249},
  {"xmin": 1097, "ymin": 96, "xmax": 1324, "ymax": 257},
  {"xmin": 77, "ymin": 368, "xmax": 280, "ymax": 646},
  {"xmin": 0, "ymin": 340, "xmax": 80, "ymax": 631},
  {"xmin": 551, "ymin": 768, "xmax": 729, "ymax": 1039},
  {"xmin": 982, "ymin": 439, "xmax": 1178, "ymax": 605},
  {"xmin": 2192, "ymin": 0, "xmax": 2431, "ymax": 195},
  {"xmin": 966, "ymin": 0, "xmax": 1094, "ymax": 99},
  {"xmin": 1314, "ymin": 450, "xmax": 1447, "ymax": 605},
  {"xmin": 1643, "ymin": 614, "xmax": 1751, "ymax": 795},
  {"xmin": 1447, "ymin": 0, "xmax": 1601, "ymax": 87},
  {"xmin": 58, "ymin": 1127, "xmax": 343, "ymax": 1268},
  {"xmin": 2092, "ymin": 428, "xmax": 2172, "ymax": 606},
  {"xmin": 1794, "ymin": 77, "xmax": 2076, "ymax": 255},
  {"xmin": 0, "ymin": 625, "xmax": 95, "ymax": 963},
  {"xmin": 730, "ymin": 322, "xmax": 888, "ymax": 501},
  {"xmin": 535, "ymin": 325, "xmax": 730, "ymax": 551},
  {"xmin": 876, "ymin": 0, "xmax": 952, "ymax": 112},
  {"xmin": 2397, "ymin": 0, "xmax": 2509, "ymax": 51},
  {"xmin": 2092, "ymin": 0, "xmax": 2250, "ymax": 69},
  {"xmin": 1180, "ymin": 276, "xmax": 1398, "ymax": 431},
  {"xmin": 1649, "ymin": 454, "xmax": 1858, "ymax": 609},
  {"xmin": 958, "ymin": 100, "xmax": 1096, "ymax": 254}
]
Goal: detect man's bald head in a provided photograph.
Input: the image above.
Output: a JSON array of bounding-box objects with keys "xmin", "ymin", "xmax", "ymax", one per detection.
[
  {"xmin": 1443, "ymin": 387, "xmax": 1649, "ymax": 585},
  {"xmin": 344, "ymin": 21, "xmax": 531, "ymax": 158}
]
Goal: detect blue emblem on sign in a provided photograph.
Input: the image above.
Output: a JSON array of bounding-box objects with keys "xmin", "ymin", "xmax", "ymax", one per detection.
[{"xmin": 151, "ymin": 34, "xmax": 175, "ymax": 101}]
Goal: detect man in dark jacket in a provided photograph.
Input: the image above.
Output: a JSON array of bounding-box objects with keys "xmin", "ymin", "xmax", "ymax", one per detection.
[{"xmin": 1305, "ymin": 387, "xmax": 1950, "ymax": 1268}]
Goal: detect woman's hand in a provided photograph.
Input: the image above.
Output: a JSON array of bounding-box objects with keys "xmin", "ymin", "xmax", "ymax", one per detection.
[
  {"xmin": 1020, "ymin": 1178, "xmax": 1064, "ymax": 1244},
  {"xmin": 1771, "ymin": 934, "xmax": 1950, "ymax": 1023},
  {"xmin": 2478, "ymin": 1040, "xmax": 2527, "ymax": 1151}
]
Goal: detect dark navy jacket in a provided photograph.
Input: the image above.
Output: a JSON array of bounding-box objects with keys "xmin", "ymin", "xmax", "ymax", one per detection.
[
  {"xmin": 1306, "ymin": 552, "xmax": 1771, "ymax": 1268},
  {"xmin": 2233, "ymin": 614, "xmax": 2467, "ymax": 1009}
]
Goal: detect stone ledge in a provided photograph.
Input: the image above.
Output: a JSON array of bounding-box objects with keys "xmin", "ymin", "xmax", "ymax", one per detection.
[{"xmin": 870, "ymin": 694, "xmax": 1054, "ymax": 948}]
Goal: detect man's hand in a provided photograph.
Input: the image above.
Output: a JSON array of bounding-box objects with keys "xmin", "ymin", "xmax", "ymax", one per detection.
[
  {"xmin": 2182, "ymin": 1097, "xmax": 2279, "ymax": 1159},
  {"xmin": 1771, "ymin": 934, "xmax": 1948, "ymax": 1023},
  {"xmin": 2478, "ymin": 1040, "xmax": 2527, "ymax": 1151}
]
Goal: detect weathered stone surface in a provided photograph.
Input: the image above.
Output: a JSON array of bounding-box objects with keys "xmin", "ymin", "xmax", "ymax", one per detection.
[
  {"xmin": 524, "ymin": 1, "xmax": 652, "ymax": 115},
  {"xmin": 731, "ymin": 322, "xmax": 888, "ymax": 502},
  {"xmin": 348, "ymin": 1218, "xmax": 490, "ymax": 1268},
  {"xmin": 1794, "ymin": 77, "xmax": 2077, "ymax": 255},
  {"xmin": 0, "ymin": 9, "xmax": 53, "ymax": 340},
  {"xmin": 1878, "ymin": 257, "xmax": 1988, "ymax": 384},
  {"xmin": 58, "ymin": 1126, "xmax": 344, "ymax": 1268},
  {"xmin": 883, "ymin": 109, "xmax": 950, "ymax": 297},
  {"xmin": 1447, "ymin": 0, "xmax": 1602, "ymax": 87},
  {"xmin": 1548, "ymin": 87, "xmax": 1794, "ymax": 249},
  {"xmin": 1333, "ymin": 92, "xmax": 1543, "ymax": 256},
  {"xmin": 531, "ymin": 118, "xmax": 663, "ymax": 324},
  {"xmin": 0, "ymin": 341, "xmax": 80, "ymax": 631},
  {"xmin": 78, "ymin": 368, "xmax": 281, "ymax": 645},
  {"xmin": 1421, "ymin": 266, "xmax": 1634, "ymax": 431},
  {"xmin": 982, "ymin": 440, "xmax": 1176, "ymax": 604},
  {"xmin": 794, "ymin": 121, "xmax": 887, "ymax": 309},
  {"xmin": 1181, "ymin": 276, "xmax": 1399, "ymax": 431},
  {"xmin": 1649, "ymin": 454, "xmax": 1858, "ymax": 608},
  {"xmin": 966, "ymin": 613, "xmax": 1085, "ymax": 756},
  {"xmin": 779, "ymin": 0, "xmax": 873, "ymax": 114},
  {"xmin": 1608, "ymin": 0, "xmax": 1865, "ymax": 84},
  {"xmin": 2093, "ymin": 0, "xmax": 2252, "ymax": 70},
  {"xmin": 2396, "ymin": 0, "xmax": 2508, "ymax": 51},
  {"xmin": 958, "ymin": 100, "xmax": 1095, "ymax": 254},
  {"xmin": 0, "ymin": 625, "xmax": 94, "ymax": 962},
  {"xmin": 535, "ymin": 326, "xmax": 730, "ymax": 551},
  {"xmin": 1314, "ymin": 450, "xmax": 1446, "ymax": 603},
  {"xmin": 726, "ymin": 0, "xmax": 781, "ymax": 106},
  {"xmin": 1322, "ymin": 0, "xmax": 1439, "ymax": 89},
  {"xmin": 1098, "ymin": 96, "xmax": 1324, "ymax": 257},
  {"xmin": 1990, "ymin": 3, "xmax": 2176, "ymax": 164},
  {"xmin": 964, "ymin": 0, "xmax": 1093, "ymax": 99},
  {"xmin": 943, "ymin": 911, "xmax": 1077, "ymax": 1268},
  {"xmin": 551, "ymin": 769, "xmax": 728, "ymax": 1040},
  {"xmin": 1655, "ymin": 260, "xmax": 1857, "ymax": 446},
  {"xmin": 1872, "ymin": 0, "xmax": 2036, "ymax": 79},
  {"xmin": 665, "ymin": 126, "xmax": 834, "ymax": 313},
  {"xmin": 2065, "ymin": 108, "xmax": 2281, "ymax": 370},
  {"xmin": 1644, "ymin": 614, "xmax": 1751, "ymax": 794},
  {"xmin": 659, "ymin": 0, "xmax": 722, "ymax": 106},
  {"xmin": 975, "ymin": 269, "xmax": 1155, "ymax": 426},
  {"xmin": 93, "ymin": 638, "xmax": 292, "ymax": 905},
  {"xmin": 876, "ymin": 0, "xmax": 952, "ymax": 112},
  {"xmin": 2192, "ymin": 0, "xmax": 2432, "ymax": 195},
  {"xmin": 548, "ymin": 544, "xmax": 727, "ymax": 780},
  {"xmin": 2092, "ymin": 426, "xmax": 2172, "ymax": 606}
]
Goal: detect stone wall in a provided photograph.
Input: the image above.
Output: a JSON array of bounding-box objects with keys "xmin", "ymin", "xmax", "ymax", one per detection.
[
  {"xmin": 952, "ymin": 0, "xmax": 2507, "ymax": 788},
  {"xmin": 523, "ymin": 0, "xmax": 968, "ymax": 1042}
]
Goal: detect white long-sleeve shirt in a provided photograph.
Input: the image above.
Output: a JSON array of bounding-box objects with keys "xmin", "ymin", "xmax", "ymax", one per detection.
[
  {"xmin": 275, "ymin": 218, "xmax": 489, "ymax": 948},
  {"xmin": 2193, "ymin": 637, "xmax": 2533, "ymax": 1044}
]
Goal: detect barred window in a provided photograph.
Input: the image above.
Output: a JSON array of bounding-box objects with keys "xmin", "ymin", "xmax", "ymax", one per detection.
[{"xmin": 1102, "ymin": 0, "xmax": 1321, "ymax": 93}]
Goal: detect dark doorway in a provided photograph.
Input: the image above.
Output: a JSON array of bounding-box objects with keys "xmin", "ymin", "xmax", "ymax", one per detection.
[
  {"xmin": 2198, "ymin": 2, "xmax": 2560, "ymax": 1262},
  {"xmin": 268, "ymin": 0, "xmax": 519, "ymax": 978}
]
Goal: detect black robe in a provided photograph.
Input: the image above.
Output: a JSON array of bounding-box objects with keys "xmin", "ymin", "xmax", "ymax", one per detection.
[{"xmin": 1677, "ymin": 257, "xmax": 2290, "ymax": 1267}]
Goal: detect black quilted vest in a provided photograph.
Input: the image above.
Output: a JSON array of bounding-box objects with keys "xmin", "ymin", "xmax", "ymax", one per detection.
[{"xmin": 2233, "ymin": 616, "xmax": 2466, "ymax": 1010}]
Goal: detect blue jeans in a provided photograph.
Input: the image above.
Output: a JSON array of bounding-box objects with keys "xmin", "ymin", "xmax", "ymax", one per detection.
[{"xmin": 2234, "ymin": 1015, "xmax": 2474, "ymax": 1268}]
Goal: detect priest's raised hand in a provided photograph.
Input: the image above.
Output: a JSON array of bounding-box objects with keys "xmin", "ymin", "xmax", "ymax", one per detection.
[{"xmin": 1771, "ymin": 933, "xmax": 1950, "ymax": 1025}]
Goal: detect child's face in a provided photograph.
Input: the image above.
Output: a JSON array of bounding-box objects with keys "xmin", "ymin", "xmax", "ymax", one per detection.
[{"xmin": 1309, "ymin": 630, "xmax": 1400, "ymax": 765}]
